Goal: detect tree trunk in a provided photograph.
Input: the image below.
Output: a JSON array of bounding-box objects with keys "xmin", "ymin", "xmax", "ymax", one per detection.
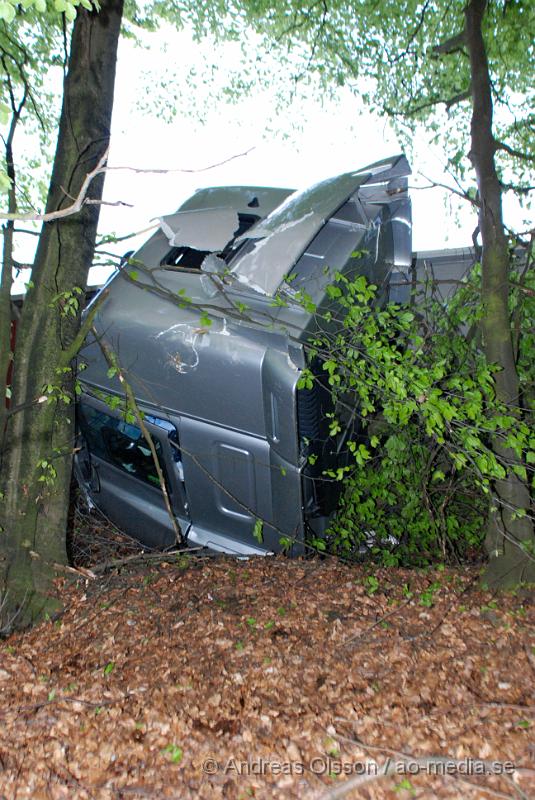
[
  {"xmin": 0, "ymin": 117, "xmax": 18, "ymax": 445},
  {"xmin": 465, "ymin": 0, "xmax": 535, "ymax": 587},
  {"xmin": 0, "ymin": 0, "xmax": 124, "ymax": 629}
]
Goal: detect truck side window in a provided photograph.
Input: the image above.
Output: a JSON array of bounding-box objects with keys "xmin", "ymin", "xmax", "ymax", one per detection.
[
  {"xmin": 78, "ymin": 404, "xmax": 172, "ymax": 490},
  {"xmin": 160, "ymin": 213, "xmax": 260, "ymax": 270}
]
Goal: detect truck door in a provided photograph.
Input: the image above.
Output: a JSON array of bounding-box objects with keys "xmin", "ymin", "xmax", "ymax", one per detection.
[{"xmin": 75, "ymin": 395, "xmax": 189, "ymax": 549}]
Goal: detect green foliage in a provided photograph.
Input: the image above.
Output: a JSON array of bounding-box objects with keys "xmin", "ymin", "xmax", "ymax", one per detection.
[
  {"xmin": 364, "ymin": 575, "xmax": 380, "ymax": 595},
  {"xmin": 49, "ymin": 286, "xmax": 83, "ymax": 317},
  {"xmin": 0, "ymin": 0, "xmax": 99, "ymax": 24},
  {"xmin": 252, "ymin": 518, "xmax": 264, "ymax": 543},
  {"xmin": 235, "ymin": 0, "xmax": 533, "ymax": 194},
  {"xmin": 162, "ymin": 743, "xmax": 183, "ymax": 763},
  {"xmin": 199, "ymin": 310, "xmax": 212, "ymax": 327},
  {"xmin": 0, "ymin": 13, "xmax": 65, "ymax": 201},
  {"xmin": 419, "ymin": 581, "xmax": 441, "ymax": 608},
  {"xmin": 36, "ymin": 458, "xmax": 57, "ymax": 485},
  {"xmin": 394, "ymin": 779, "xmax": 415, "ymax": 796},
  {"xmin": 299, "ymin": 267, "xmax": 534, "ymax": 566}
]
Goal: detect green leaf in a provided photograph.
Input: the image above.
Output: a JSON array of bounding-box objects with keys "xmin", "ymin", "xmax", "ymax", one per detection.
[
  {"xmin": 365, "ymin": 575, "xmax": 380, "ymax": 595},
  {"xmin": 394, "ymin": 779, "xmax": 415, "ymax": 795},
  {"xmin": 253, "ymin": 518, "xmax": 263, "ymax": 543},
  {"xmin": 64, "ymin": 2, "xmax": 76, "ymax": 19},
  {"xmin": 163, "ymin": 744, "xmax": 183, "ymax": 763},
  {"xmin": 326, "ymin": 284, "xmax": 342, "ymax": 299},
  {"xmin": 0, "ymin": 102, "xmax": 10, "ymax": 125},
  {"xmin": 0, "ymin": 2, "xmax": 16, "ymax": 22}
]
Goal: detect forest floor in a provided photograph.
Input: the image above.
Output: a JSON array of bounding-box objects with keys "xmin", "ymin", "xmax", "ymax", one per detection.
[{"xmin": 0, "ymin": 512, "xmax": 534, "ymax": 800}]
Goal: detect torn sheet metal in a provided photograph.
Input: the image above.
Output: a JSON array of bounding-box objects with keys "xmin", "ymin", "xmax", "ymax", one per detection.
[
  {"xmin": 230, "ymin": 154, "xmax": 410, "ymax": 295},
  {"xmin": 159, "ymin": 208, "xmax": 240, "ymax": 251}
]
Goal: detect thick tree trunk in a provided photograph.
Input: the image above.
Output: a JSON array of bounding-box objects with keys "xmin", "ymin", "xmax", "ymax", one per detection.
[
  {"xmin": 0, "ymin": 84, "xmax": 26, "ymax": 452},
  {"xmin": 0, "ymin": 0, "xmax": 124, "ymax": 629},
  {"xmin": 465, "ymin": 0, "xmax": 535, "ymax": 587}
]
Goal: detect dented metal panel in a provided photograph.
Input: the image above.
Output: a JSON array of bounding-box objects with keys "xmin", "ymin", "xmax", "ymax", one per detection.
[
  {"xmin": 76, "ymin": 156, "xmax": 412, "ymax": 556},
  {"xmin": 230, "ymin": 154, "xmax": 410, "ymax": 295}
]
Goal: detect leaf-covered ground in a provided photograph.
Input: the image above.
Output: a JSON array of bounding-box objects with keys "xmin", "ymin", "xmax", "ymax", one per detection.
[{"xmin": 1, "ymin": 553, "xmax": 534, "ymax": 800}]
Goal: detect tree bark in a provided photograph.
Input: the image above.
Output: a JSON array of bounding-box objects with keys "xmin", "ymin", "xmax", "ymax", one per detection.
[
  {"xmin": 0, "ymin": 113, "xmax": 18, "ymax": 445},
  {"xmin": 465, "ymin": 0, "xmax": 535, "ymax": 587},
  {"xmin": 0, "ymin": 0, "xmax": 124, "ymax": 628}
]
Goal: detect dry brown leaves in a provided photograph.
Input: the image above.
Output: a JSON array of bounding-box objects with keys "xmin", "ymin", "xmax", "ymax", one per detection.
[{"xmin": 0, "ymin": 556, "xmax": 534, "ymax": 800}]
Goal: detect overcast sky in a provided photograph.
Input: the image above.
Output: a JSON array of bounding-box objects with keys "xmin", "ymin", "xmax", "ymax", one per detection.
[
  {"xmin": 10, "ymin": 22, "xmax": 533, "ymax": 291},
  {"xmin": 99, "ymin": 30, "xmax": 473, "ymax": 253}
]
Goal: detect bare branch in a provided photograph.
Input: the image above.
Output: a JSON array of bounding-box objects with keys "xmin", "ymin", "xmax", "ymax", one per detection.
[
  {"xmin": 0, "ymin": 146, "xmax": 256, "ymax": 222},
  {"xmin": 433, "ymin": 31, "xmax": 466, "ymax": 55},
  {"xmin": 104, "ymin": 146, "xmax": 255, "ymax": 176},
  {"xmin": 11, "ymin": 227, "xmax": 40, "ymax": 237},
  {"xmin": 445, "ymin": 88, "xmax": 472, "ymax": 109},
  {"xmin": 499, "ymin": 182, "xmax": 535, "ymax": 195},
  {"xmin": 95, "ymin": 223, "xmax": 158, "ymax": 249},
  {"xmin": 85, "ymin": 198, "xmax": 133, "ymax": 209},
  {"xmin": 494, "ymin": 140, "xmax": 535, "ymax": 163},
  {"xmin": 385, "ymin": 89, "xmax": 471, "ymax": 117},
  {"xmin": 322, "ymin": 732, "xmax": 525, "ymax": 800},
  {"xmin": 90, "ymin": 547, "xmax": 203, "ymax": 576},
  {"xmin": 317, "ymin": 759, "xmax": 394, "ymax": 799},
  {"xmin": 90, "ymin": 331, "xmax": 184, "ymax": 548},
  {"xmin": 0, "ymin": 147, "xmax": 110, "ymax": 221},
  {"xmin": 58, "ymin": 288, "xmax": 109, "ymax": 368},
  {"xmin": 413, "ymin": 172, "xmax": 480, "ymax": 207}
]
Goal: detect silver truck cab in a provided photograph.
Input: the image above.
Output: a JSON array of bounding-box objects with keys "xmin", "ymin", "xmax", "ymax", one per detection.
[{"xmin": 75, "ymin": 154, "xmax": 412, "ymax": 555}]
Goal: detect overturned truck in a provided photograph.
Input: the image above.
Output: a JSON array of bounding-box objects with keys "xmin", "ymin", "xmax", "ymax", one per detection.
[{"xmin": 75, "ymin": 155, "xmax": 413, "ymax": 555}]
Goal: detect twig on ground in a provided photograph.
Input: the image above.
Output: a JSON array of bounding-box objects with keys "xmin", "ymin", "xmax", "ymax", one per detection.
[
  {"xmin": 53, "ymin": 563, "xmax": 98, "ymax": 580},
  {"xmin": 341, "ymin": 596, "xmax": 413, "ymax": 647},
  {"xmin": 443, "ymin": 775, "xmax": 525, "ymax": 800},
  {"xmin": 0, "ymin": 692, "xmax": 131, "ymax": 718},
  {"xmin": 316, "ymin": 759, "xmax": 394, "ymax": 799},
  {"xmin": 325, "ymin": 729, "xmax": 528, "ymax": 800},
  {"xmin": 524, "ymin": 643, "xmax": 535, "ymax": 678},
  {"xmin": 91, "ymin": 547, "xmax": 203, "ymax": 575}
]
